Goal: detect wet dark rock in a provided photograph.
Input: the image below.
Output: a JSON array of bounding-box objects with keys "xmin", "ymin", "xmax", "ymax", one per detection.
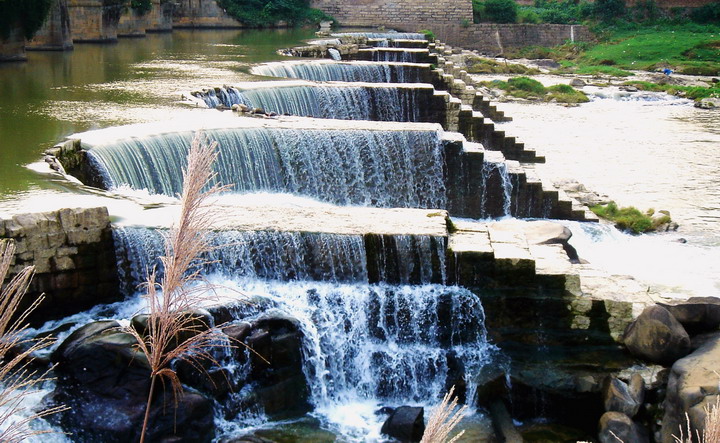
[
  {"xmin": 48, "ymin": 320, "xmax": 214, "ymax": 442},
  {"xmin": 598, "ymin": 412, "xmax": 648, "ymax": 443},
  {"xmin": 623, "ymin": 305, "xmax": 691, "ymax": 365},
  {"xmin": 381, "ymin": 406, "xmax": 425, "ymax": 442},
  {"xmin": 658, "ymin": 297, "xmax": 720, "ymax": 334},
  {"xmin": 602, "ymin": 377, "xmax": 641, "ymax": 417}
]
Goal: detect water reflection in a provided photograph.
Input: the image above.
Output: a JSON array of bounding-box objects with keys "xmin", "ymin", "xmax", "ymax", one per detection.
[{"xmin": 0, "ymin": 28, "xmax": 315, "ymax": 197}]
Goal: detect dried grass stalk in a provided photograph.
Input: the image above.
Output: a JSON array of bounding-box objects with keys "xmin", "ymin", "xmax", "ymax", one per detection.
[
  {"xmin": 0, "ymin": 240, "xmax": 68, "ymax": 442},
  {"xmin": 421, "ymin": 386, "xmax": 468, "ymax": 443},
  {"xmin": 674, "ymin": 395, "xmax": 720, "ymax": 443},
  {"xmin": 128, "ymin": 133, "xmax": 233, "ymax": 443}
]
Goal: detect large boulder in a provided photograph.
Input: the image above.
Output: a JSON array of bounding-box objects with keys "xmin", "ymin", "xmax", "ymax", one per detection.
[
  {"xmin": 598, "ymin": 412, "xmax": 648, "ymax": 443},
  {"xmin": 47, "ymin": 320, "xmax": 214, "ymax": 442},
  {"xmin": 658, "ymin": 297, "xmax": 720, "ymax": 334},
  {"xmin": 661, "ymin": 333, "xmax": 720, "ymax": 443},
  {"xmin": 381, "ymin": 406, "xmax": 425, "ymax": 442},
  {"xmin": 602, "ymin": 377, "xmax": 642, "ymax": 418},
  {"xmin": 623, "ymin": 305, "xmax": 691, "ymax": 365}
]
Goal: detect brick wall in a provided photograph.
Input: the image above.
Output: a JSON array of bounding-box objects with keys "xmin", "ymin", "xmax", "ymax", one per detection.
[
  {"xmin": 147, "ymin": 0, "xmax": 174, "ymax": 32},
  {"xmin": 1, "ymin": 207, "xmax": 121, "ymax": 324},
  {"xmin": 311, "ymin": 0, "xmax": 473, "ymax": 28},
  {"xmin": 118, "ymin": 7, "xmax": 150, "ymax": 37},
  {"xmin": 430, "ymin": 23, "xmax": 593, "ymax": 53},
  {"xmin": 27, "ymin": 0, "xmax": 74, "ymax": 51}
]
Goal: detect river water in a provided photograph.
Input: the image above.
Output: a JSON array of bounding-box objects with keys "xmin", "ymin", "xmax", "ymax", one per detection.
[{"xmin": 496, "ymin": 87, "xmax": 720, "ymax": 297}]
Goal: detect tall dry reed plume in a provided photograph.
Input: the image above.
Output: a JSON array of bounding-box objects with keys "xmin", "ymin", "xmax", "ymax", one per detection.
[
  {"xmin": 674, "ymin": 395, "xmax": 720, "ymax": 443},
  {"xmin": 0, "ymin": 240, "xmax": 67, "ymax": 442},
  {"xmin": 127, "ymin": 133, "xmax": 231, "ymax": 443},
  {"xmin": 420, "ymin": 386, "xmax": 468, "ymax": 443}
]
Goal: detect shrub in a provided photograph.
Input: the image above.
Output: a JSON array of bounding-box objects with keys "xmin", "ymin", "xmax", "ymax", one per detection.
[
  {"xmin": 484, "ymin": 0, "xmax": 518, "ymax": 23},
  {"xmin": 473, "ymin": 0, "xmax": 485, "ymax": 23},
  {"xmin": 419, "ymin": 29, "xmax": 436, "ymax": 41},
  {"xmin": 518, "ymin": 9, "xmax": 541, "ymax": 23},
  {"xmin": 690, "ymin": 2, "xmax": 720, "ymax": 23},
  {"xmin": 216, "ymin": 0, "xmax": 334, "ymax": 27},
  {"xmin": 590, "ymin": 202, "xmax": 662, "ymax": 234},
  {"xmin": 508, "ymin": 76, "xmax": 547, "ymax": 94},
  {"xmin": 0, "ymin": 0, "xmax": 52, "ymax": 40},
  {"xmin": 593, "ymin": 0, "xmax": 626, "ymax": 22},
  {"xmin": 130, "ymin": 0, "xmax": 152, "ymax": 14}
]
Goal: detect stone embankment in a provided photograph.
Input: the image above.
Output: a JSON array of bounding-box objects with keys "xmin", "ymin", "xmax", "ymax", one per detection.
[{"xmin": 0, "ymin": 207, "xmax": 121, "ymax": 323}]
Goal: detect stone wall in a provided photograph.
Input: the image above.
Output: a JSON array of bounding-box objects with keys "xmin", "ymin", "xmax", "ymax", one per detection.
[
  {"xmin": 0, "ymin": 207, "xmax": 121, "ymax": 324},
  {"xmin": 27, "ymin": 0, "xmax": 74, "ymax": 51},
  {"xmin": 118, "ymin": 7, "xmax": 150, "ymax": 37},
  {"xmin": 68, "ymin": 0, "xmax": 123, "ymax": 42},
  {"xmin": 312, "ymin": 0, "xmax": 472, "ymax": 28},
  {"xmin": 0, "ymin": 25, "xmax": 27, "ymax": 62},
  {"xmin": 173, "ymin": 0, "xmax": 241, "ymax": 28},
  {"xmin": 147, "ymin": 0, "xmax": 174, "ymax": 32},
  {"xmin": 430, "ymin": 24, "xmax": 593, "ymax": 54}
]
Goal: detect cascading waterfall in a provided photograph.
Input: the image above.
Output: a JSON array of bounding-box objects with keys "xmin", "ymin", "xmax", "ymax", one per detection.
[
  {"xmin": 371, "ymin": 50, "xmax": 415, "ymax": 63},
  {"xmin": 327, "ymin": 48, "xmax": 342, "ymax": 61},
  {"xmin": 244, "ymin": 281, "xmax": 496, "ymax": 439},
  {"xmin": 331, "ymin": 32, "xmax": 427, "ymax": 40},
  {"xmin": 480, "ymin": 161, "xmax": 514, "ymax": 218},
  {"xmin": 111, "ymin": 225, "xmax": 494, "ymax": 440},
  {"xmin": 251, "ymin": 62, "xmax": 424, "ymax": 83},
  {"xmin": 195, "ymin": 85, "xmax": 421, "ymax": 122},
  {"xmin": 86, "ymin": 128, "xmax": 447, "ymax": 209}
]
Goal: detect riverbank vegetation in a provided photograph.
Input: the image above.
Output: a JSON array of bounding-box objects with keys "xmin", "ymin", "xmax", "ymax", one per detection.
[
  {"xmin": 590, "ymin": 202, "xmax": 672, "ymax": 234},
  {"xmin": 216, "ymin": 0, "xmax": 334, "ymax": 27},
  {"xmin": 0, "ymin": 0, "xmax": 52, "ymax": 40},
  {"xmin": 478, "ymin": 76, "xmax": 590, "ymax": 102}
]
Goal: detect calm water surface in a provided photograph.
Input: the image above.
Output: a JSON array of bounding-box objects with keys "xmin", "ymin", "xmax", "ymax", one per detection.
[{"xmin": 0, "ymin": 28, "xmax": 314, "ymax": 206}]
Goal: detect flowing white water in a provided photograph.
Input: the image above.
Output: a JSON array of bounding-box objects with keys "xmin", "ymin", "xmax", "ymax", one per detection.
[
  {"xmin": 496, "ymin": 88, "xmax": 720, "ymax": 296},
  {"xmin": 195, "ymin": 85, "xmax": 421, "ymax": 122},
  {"xmin": 85, "ymin": 127, "xmax": 447, "ymax": 209},
  {"xmin": 251, "ymin": 61, "xmax": 426, "ymax": 83}
]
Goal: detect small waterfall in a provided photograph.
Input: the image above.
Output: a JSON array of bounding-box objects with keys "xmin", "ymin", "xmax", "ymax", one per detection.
[
  {"xmin": 86, "ymin": 128, "xmax": 446, "ymax": 209},
  {"xmin": 251, "ymin": 62, "xmax": 424, "ymax": 83},
  {"xmin": 331, "ymin": 32, "xmax": 427, "ymax": 40},
  {"xmin": 376, "ymin": 39, "xmax": 389, "ymax": 47},
  {"xmin": 195, "ymin": 85, "xmax": 421, "ymax": 122},
  {"xmin": 113, "ymin": 227, "xmax": 446, "ymax": 292},
  {"xmin": 327, "ymin": 48, "xmax": 342, "ymax": 61},
  {"xmin": 371, "ymin": 50, "xmax": 415, "ymax": 63},
  {"xmin": 236, "ymin": 280, "xmax": 495, "ymax": 439},
  {"xmin": 480, "ymin": 161, "xmax": 514, "ymax": 218},
  {"xmin": 570, "ymin": 25, "xmax": 575, "ymax": 43}
]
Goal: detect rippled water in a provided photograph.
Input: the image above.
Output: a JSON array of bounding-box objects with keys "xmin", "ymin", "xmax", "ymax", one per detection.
[
  {"xmin": 496, "ymin": 88, "xmax": 720, "ymax": 296},
  {"xmin": 499, "ymin": 89, "xmax": 720, "ymax": 244},
  {"xmin": 0, "ymin": 29, "xmax": 314, "ymax": 203}
]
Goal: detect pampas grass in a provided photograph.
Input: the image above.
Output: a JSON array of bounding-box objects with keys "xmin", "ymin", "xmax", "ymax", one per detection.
[
  {"xmin": 127, "ymin": 133, "xmax": 233, "ymax": 443},
  {"xmin": 421, "ymin": 386, "xmax": 468, "ymax": 443},
  {"xmin": 0, "ymin": 240, "xmax": 67, "ymax": 442},
  {"xmin": 674, "ymin": 395, "xmax": 720, "ymax": 443}
]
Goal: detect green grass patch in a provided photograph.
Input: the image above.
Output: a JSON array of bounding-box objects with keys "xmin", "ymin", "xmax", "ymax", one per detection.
[
  {"xmin": 579, "ymin": 25, "xmax": 720, "ymax": 74},
  {"xmin": 480, "ymin": 77, "xmax": 589, "ymax": 103},
  {"xmin": 465, "ymin": 57, "xmax": 540, "ymax": 75},
  {"xmin": 622, "ymin": 80, "xmax": 720, "ymax": 100},
  {"xmin": 590, "ymin": 202, "xmax": 672, "ymax": 234},
  {"xmin": 574, "ymin": 65, "xmax": 634, "ymax": 76}
]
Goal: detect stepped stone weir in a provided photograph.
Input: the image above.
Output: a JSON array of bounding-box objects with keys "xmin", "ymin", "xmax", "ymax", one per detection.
[
  {"xmin": 190, "ymin": 81, "xmax": 434, "ymax": 122},
  {"xmin": 251, "ymin": 60, "xmax": 432, "ymax": 83},
  {"xmin": 49, "ymin": 115, "xmax": 589, "ymax": 219},
  {"xmin": 330, "ymin": 32, "xmax": 428, "ymax": 40}
]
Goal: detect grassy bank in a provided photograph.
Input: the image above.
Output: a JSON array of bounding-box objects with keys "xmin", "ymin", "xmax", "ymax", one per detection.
[
  {"xmin": 590, "ymin": 202, "xmax": 672, "ymax": 234},
  {"xmin": 478, "ymin": 76, "xmax": 590, "ymax": 102},
  {"xmin": 506, "ymin": 23, "xmax": 720, "ymax": 76}
]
